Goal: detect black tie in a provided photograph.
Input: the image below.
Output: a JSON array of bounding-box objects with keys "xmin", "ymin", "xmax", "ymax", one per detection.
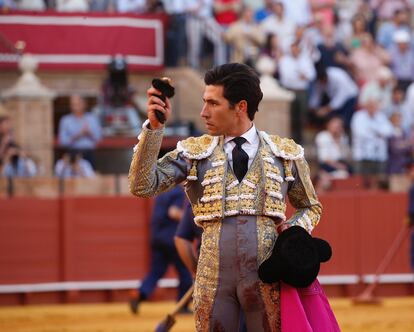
[{"xmin": 232, "ymin": 137, "xmax": 249, "ymax": 182}]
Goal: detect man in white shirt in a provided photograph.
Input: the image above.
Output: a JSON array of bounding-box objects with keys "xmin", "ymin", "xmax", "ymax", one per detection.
[
  {"xmin": 260, "ymin": 1, "xmax": 296, "ymax": 51},
  {"xmin": 279, "ymin": 41, "xmax": 316, "ymax": 143},
  {"xmin": 16, "ymin": 0, "xmax": 45, "ymax": 10},
  {"xmin": 279, "ymin": 0, "xmax": 312, "ymax": 27},
  {"xmin": 315, "ymin": 116, "xmax": 352, "ymax": 179},
  {"xmin": 351, "ymin": 96, "xmax": 394, "ymax": 188},
  {"xmin": 309, "ymin": 66, "xmax": 358, "ymax": 127},
  {"xmin": 56, "ymin": 0, "xmax": 88, "ymax": 11},
  {"xmin": 116, "ymin": 0, "xmax": 146, "ymax": 12},
  {"xmin": 360, "ymin": 66, "xmax": 394, "ymax": 114}
]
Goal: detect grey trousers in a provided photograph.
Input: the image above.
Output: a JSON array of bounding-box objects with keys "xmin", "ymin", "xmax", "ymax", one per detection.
[{"xmin": 195, "ymin": 216, "xmax": 280, "ymax": 332}]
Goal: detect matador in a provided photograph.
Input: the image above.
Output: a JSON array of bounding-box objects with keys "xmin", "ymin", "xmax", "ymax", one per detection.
[{"xmin": 129, "ymin": 63, "xmax": 322, "ymax": 331}]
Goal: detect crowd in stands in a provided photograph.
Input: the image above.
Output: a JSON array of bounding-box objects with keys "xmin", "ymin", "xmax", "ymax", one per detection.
[
  {"xmin": 1, "ymin": 0, "xmax": 414, "ymax": 192},
  {"xmin": 0, "ymin": 104, "xmax": 38, "ymax": 178},
  {"xmin": 0, "ymin": 0, "xmax": 163, "ymax": 13},
  {"xmin": 155, "ymin": 0, "xmax": 414, "ymax": 192},
  {"xmin": 0, "ymin": 95, "xmax": 99, "ymax": 180}
]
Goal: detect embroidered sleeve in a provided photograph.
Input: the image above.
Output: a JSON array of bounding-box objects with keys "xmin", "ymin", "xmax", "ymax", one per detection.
[
  {"xmin": 128, "ymin": 123, "xmax": 190, "ymax": 198},
  {"xmin": 286, "ymin": 158, "xmax": 322, "ymax": 233}
]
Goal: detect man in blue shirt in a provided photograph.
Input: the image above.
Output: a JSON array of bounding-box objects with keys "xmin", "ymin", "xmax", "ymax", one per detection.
[
  {"xmin": 58, "ymin": 94, "xmax": 102, "ymax": 167},
  {"xmin": 175, "ymin": 201, "xmax": 203, "ymax": 276},
  {"xmin": 129, "ymin": 185, "xmax": 192, "ymax": 314}
]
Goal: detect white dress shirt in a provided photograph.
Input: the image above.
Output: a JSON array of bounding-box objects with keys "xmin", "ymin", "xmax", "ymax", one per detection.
[
  {"xmin": 315, "ymin": 130, "xmax": 351, "ymax": 163},
  {"xmin": 309, "ymin": 67, "xmax": 358, "ymax": 110},
  {"xmin": 279, "ymin": 53, "xmax": 316, "ymax": 90},
  {"xmin": 279, "ymin": 0, "xmax": 312, "ymax": 26},
  {"xmin": 224, "ymin": 124, "xmax": 260, "ymax": 170},
  {"xmin": 117, "ymin": 0, "xmax": 146, "ymax": 13},
  {"xmin": 351, "ymin": 110, "xmax": 394, "ymax": 162},
  {"xmin": 162, "ymin": 0, "xmax": 194, "ymax": 14},
  {"xmin": 260, "ymin": 15, "xmax": 296, "ymax": 51}
]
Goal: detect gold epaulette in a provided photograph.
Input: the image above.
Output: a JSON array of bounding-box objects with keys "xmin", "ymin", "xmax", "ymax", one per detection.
[
  {"xmin": 177, "ymin": 135, "xmax": 219, "ymax": 160},
  {"xmin": 260, "ymin": 131, "xmax": 304, "ymax": 160}
]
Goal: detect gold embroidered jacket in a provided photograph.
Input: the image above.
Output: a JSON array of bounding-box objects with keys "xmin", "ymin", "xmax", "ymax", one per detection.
[{"xmin": 129, "ymin": 124, "xmax": 322, "ymax": 232}]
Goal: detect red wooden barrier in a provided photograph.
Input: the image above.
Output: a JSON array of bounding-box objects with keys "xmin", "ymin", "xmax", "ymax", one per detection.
[
  {"xmin": 61, "ymin": 196, "xmax": 153, "ymax": 281},
  {"xmin": 0, "ymin": 191, "xmax": 411, "ymax": 304},
  {"xmin": 0, "ymin": 198, "xmax": 60, "ymax": 284}
]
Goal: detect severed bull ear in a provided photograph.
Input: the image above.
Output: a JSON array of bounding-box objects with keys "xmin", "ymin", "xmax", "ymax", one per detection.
[{"xmin": 151, "ymin": 77, "xmax": 175, "ymax": 124}]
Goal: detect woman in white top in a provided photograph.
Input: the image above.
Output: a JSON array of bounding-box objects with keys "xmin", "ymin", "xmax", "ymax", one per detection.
[{"xmin": 316, "ymin": 115, "xmax": 352, "ymax": 177}]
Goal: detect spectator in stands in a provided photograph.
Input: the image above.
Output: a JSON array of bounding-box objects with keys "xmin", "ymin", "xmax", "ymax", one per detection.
[
  {"xmin": 305, "ymin": 12, "xmax": 325, "ymax": 47},
  {"xmin": 308, "ymin": 65, "xmax": 358, "ymax": 127},
  {"xmin": 369, "ymin": 0, "xmax": 412, "ymax": 21},
  {"xmin": 116, "ymin": 0, "xmax": 146, "ymax": 13},
  {"xmin": 404, "ymin": 82, "xmax": 414, "ymax": 131},
  {"xmin": 257, "ymin": 33, "xmax": 283, "ymax": 78},
  {"xmin": 345, "ymin": 14, "xmax": 368, "ymax": 50},
  {"xmin": 376, "ymin": 9, "xmax": 410, "ymax": 49},
  {"xmin": 315, "ymin": 115, "xmax": 352, "ymax": 191},
  {"xmin": 260, "ymin": 1, "xmax": 296, "ymax": 51},
  {"xmin": 295, "ymin": 25, "xmax": 321, "ymax": 62},
  {"xmin": 56, "ymin": 0, "xmax": 89, "ymax": 11},
  {"xmin": 224, "ymin": 6, "xmax": 265, "ymax": 66},
  {"xmin": 255, "ymin": 0, "xmax": 273, "ymax": 22},
  {"xmin": 278, "ymin": 0, "xmax": 312, "ymax": 27},
  {"xmin": 146, "ymin": 0, "xmax": 164, "ymax": 12},
  {"xmin": 129, "ymin": 185, "xmax": 192, "ymax": 315},
  {"xmin": 244, "ymin": 0, "xmax": 263, "ymax": 11},
  {"xmin": 350, "ymin": 32, "xmax": 390, "ymax": 85},
  {"xmin": 310, "ymin": 0, "xmax": 336, "ymax": 27},
  {"xmin": 357, "ymin": 0, "xmax": 377, "ymax": 36},
  {"xmin": 213, "ymin": 0, "xmax": 242, "ymax": 28},
  {"xmin": 89, "ymin": 0, "xmax": 115, "ymax": 12},
  {"xmin": 334, "ymin": 10, "xmax": 350, "ymax": 44},
  {"xmin": 186, "ymin": 0, "xmax": 226, "ymax": 69},
  {"xmin": 15, "ymin": 0, "xmax": 45, "ymax": 10},
  {"xmin": 163, "ymin": 0, "xmax": 192, "ymax": 66},
  {"xmin": 54, "ymin": 150, "xmax": 95, "ymax": 178},
  {"xmin": 279, "ymin": 40, "xmax": 316, "ymax": 143},
  {"xmin": 360, "ymin": 66, "xmax": 394, "ymax": 114},
  {"xmin": 0, "ymin": 105, "xmax": 14, "ymax": 166},
  {"xmin": 389, "ymin": 29, "xmax": 414, "ymax": 91},
  {"xmin": 0, "ymin": 0, "xmax": 16, "ymax": 10},
  {"xmin": 383, "ymin": 85, "xmax": 410, "ymax": 119},
  {"xmin": 351, "ymin": 93, "xmax": 394, "ymax": 189},
  {"xmin": 1, "ymin": 143, "xmax": 37, "ymax": 178},
  {"xmin": 387, "ymin": 112, "xmax": 413, "ymax": 174},
  {"xmin": 261, "ymin": 32, "xmax": 283, "ymax": 62},
  {"xmin": 317, "ymin": 25, "xmax": 351, "ymax": 70},
  {"xmin": 174, "ymin": 201, "xmax": 201, "ymax": 277},
  {"xmin": 58, "ymin": 94, "xmax": 102, "ymax": 167}
]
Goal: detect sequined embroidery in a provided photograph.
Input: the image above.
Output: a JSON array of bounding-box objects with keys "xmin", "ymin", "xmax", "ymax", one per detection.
[
  {"xmin": 194, "ymin": 222, "xmax": 222, "ymax": 332},
  {"xmin": 256, "ymin": 216, "xmax": 281, "ymax": 331},
  {"xmin": 259, "ymin": 281, "xmax": 281, "ymax": 331}
]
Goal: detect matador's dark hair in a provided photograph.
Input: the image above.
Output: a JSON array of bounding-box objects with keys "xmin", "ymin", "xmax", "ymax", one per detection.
[{"xmin": 204, "ymin": 63, "xmax": 263, "ymax": 120}]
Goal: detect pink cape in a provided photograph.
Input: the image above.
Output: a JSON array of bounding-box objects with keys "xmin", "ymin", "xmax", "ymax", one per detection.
[{"xmin": 281, "ymin": 280, "xmax": 340, "ymax": 331}]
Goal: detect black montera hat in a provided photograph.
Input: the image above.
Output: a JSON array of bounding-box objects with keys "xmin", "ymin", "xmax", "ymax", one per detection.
[{"xmin": 258, "ymin": 226, "xmax": 332, "ymax": 288}]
